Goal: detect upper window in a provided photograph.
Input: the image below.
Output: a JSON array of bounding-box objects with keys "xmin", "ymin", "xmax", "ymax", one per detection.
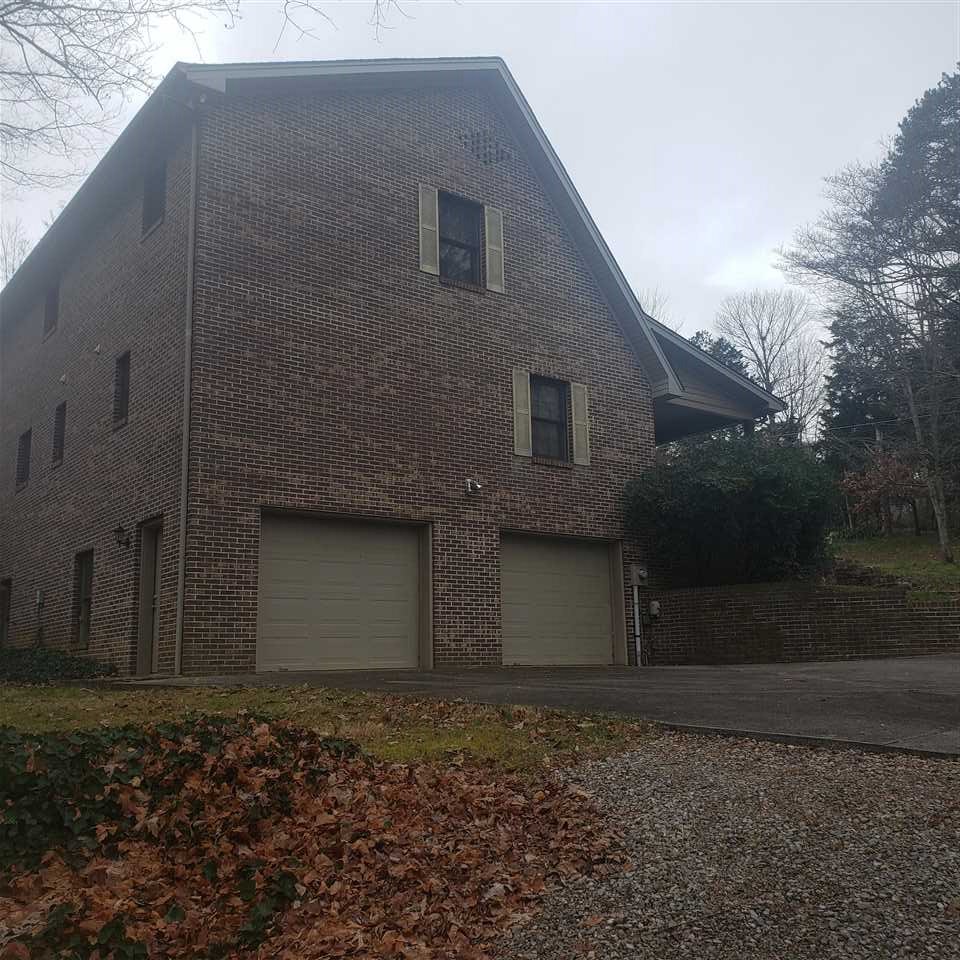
[
  {"xmin": 44, "ymin": 282, "xmax": 59, "ymax": 338},
  {"xmin": 15, "ymin": 428, "xmax": 31, "ymax": 488},
  {"xmin": 142, "ymin": 160, "xmax": 167, "ymax": 235},
  {"xmin": 531, "ymin": 376, "xmax": 570, "ymax": 460},
  {"xmin": 52, "ymin": 402, "xmax": 66, "ymax": 465},
  {"xmin": 438, "ymin": 192, "xmax": 483, "ymax": 285},
  {"xmin": 113, "ymin": 352, "xmax": 130, "ymax": 427}
]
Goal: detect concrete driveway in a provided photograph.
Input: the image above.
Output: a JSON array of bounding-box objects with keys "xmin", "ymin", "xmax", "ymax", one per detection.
[{"xmin": 148, "ymin": 654, "xmax": 960, "ymax": 756}]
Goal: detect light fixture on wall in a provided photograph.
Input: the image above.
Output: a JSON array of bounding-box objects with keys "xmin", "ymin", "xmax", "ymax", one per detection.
[
  {"xmin": 113, "ymin": 524, "xmax": 131, "ymax": 549},
  {"xmin": 465, "ymin": 478, "xmax": 482, "ymax": 495}
]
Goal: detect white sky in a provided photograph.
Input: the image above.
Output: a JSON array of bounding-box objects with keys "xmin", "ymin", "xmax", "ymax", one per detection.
[{"xmin": 3, "ymin": 0, "xmax": 958, "ymax": 333}]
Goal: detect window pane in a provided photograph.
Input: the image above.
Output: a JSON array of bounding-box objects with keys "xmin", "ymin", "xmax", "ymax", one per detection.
[
  {"xmin": 532, "ymin": 379, "xmax": 563, "ymax": 420},
  {"xmin": 439, "ymin": 195, "xmax": 481, "ymax": 246},
  {"xmin": 532, "ymin": 420, "xmax": 564, "ymax": 459},
  {"xmin": 439, "ymin": 241, "xmax": 478, "ymax": 284}
]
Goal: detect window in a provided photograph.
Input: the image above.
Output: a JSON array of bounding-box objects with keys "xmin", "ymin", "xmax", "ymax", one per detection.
[
  {"xmin": 438, "ymin": 191, "xmax": 483, "ymax": 285},
  {"xmin": 530, "ymin": 376, "xmax": 570, "ymax": 460},
  {"xmin": 113, "ymin": 352, "xmax": 130, "ymax": 427},
  {"xmin": 74, "ymin": 551, "xmax": 94, "ymax": 648},
  {"xmin": 44, "ymin": 282, "xmax": 59, "ymax": 337},
  {"xmin": 15, "ymin": 428, "xmax": 31, "ymax": 488},
  {"xmin": 0, "ymin": 579, "xmax": 10, "ymax": 647},
  {"xmin": 52, "ymin": 402, "xmax": 66, "ymax": 465},
  {"xmin": 142, "ymin": 160, "xmax": 166, "ymax": 234}
]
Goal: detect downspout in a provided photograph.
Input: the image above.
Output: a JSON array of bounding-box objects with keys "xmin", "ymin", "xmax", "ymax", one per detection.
[{"xmin": 174, "ymin": 108, "xmax": 200, "ymax": 675}]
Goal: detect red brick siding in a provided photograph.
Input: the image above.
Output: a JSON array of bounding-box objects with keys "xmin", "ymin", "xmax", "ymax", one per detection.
[
  {"xmin": 646, "ymin": 583, "xmax": 960, "ymax": 665},
  {"xmin": 182, "ymin": 82, "xmax": 656, "ymax": 673},
  {"xmin": 0, "ymin": 130, "xmax": 192, "ymax": 674}
]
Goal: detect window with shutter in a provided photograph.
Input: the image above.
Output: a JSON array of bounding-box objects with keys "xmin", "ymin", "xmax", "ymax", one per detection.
[{"xmin": 514, "ymin": 375, "xmax": 591, "ymax": 465}]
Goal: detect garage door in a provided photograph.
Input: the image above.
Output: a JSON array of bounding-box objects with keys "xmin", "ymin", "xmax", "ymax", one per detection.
[
  {"xmin": 501, "ymin": 534, "xmax": 614, "ymax": 665},
  {"xmin": 258, "ymin": 515, "xmax": 420, "ymax": 671}
]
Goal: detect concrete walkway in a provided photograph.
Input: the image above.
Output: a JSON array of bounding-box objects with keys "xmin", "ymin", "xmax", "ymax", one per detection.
[{"xmin": 136, "ymin": 655, "xmax": 960, "ymax": 756}]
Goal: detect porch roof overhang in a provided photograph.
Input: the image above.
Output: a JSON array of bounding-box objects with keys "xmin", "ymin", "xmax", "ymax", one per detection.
[{"xmin": 646, "ymin": 319, "xmax": 785, "ymax": 443}]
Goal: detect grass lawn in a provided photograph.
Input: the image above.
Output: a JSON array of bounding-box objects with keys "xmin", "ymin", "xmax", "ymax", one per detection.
[
  {"xmin": 0, "ymin": 682, "xmax": 654, "ymax": 772},
  {"xmin": 833, "ymin": 532, "xmax": 960, "ymax": 592}
]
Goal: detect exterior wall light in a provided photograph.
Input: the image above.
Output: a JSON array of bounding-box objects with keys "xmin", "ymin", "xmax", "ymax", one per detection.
[{"xmin": 113, "ymin": 525, "xmax": 131, "ymax": 548}]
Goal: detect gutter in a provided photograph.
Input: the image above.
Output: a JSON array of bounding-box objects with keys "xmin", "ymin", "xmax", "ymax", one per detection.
[{"xmin": 174, "ymin": 107, "xmax": 200, "ymax": 676}]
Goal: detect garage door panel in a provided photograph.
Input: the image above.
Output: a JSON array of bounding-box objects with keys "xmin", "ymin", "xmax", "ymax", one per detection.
[
  {"xmin": 258, "ymin": 515, "xmax": 420, "ymax": 671},
  {"xmin": 501, "ymin": 535, "xmax": 613, "ymax": 666}
]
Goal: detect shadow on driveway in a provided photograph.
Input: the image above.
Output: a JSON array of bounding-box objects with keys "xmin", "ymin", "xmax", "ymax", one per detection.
[{"xmin": 135, "ymin": 655, "xmax": 960, "ymax": 756}]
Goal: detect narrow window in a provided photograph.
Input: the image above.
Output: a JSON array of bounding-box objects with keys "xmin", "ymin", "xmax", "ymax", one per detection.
[
  {"xmin": 530, "ymin": 376, "xmax": 570, "ymax": 460},
  {"xmin": 438, "ymin": 191, "xmax": 483, "ymax": 285},
  {"xmin": 113, "ymin": 352, "xmax": 130, "ymax": 427},
  {"xmin": 15, "ymin": 428, "xmax": 31, "ymax": 488},
  {"xmin": 74, "ymin": 550, "xmax": 94, "ymax": 648},
  {"xmin": 0, "ymin": 579, "xmax": 10, "ymax": 647},
  {"xmin": 52, "ymin": 402, "xmax": 66, "ymax": 465},
  {"xmin": 142, "ymin": 159, "xmax": 167, "ymax": 234},
  {"xmin": 44, "ymin": 282, "xmax": 59, "ymax": 337}
]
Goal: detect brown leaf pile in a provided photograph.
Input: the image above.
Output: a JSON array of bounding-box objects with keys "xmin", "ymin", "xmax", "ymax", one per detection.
[{"xmin": 0, "ymin": 719, "xmax": 625, "ymax": 958}]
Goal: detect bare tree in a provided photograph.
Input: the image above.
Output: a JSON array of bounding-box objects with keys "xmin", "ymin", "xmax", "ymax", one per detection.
[
  {"xmin": 0, "ymin": 0, "xmax": 406, "ymax": 187},
  {"xmin": 638, "ymin": 285, "xmax": 683, "ymax": 332},
  {"xmin": 715, "ymin": 288, "xmax": 825, "ymax": 439},
  {"xmin": 0, "ymin": 215, "xmax": 31, "ymax": 284}
]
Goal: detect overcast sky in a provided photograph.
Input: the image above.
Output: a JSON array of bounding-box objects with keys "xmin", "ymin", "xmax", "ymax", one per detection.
[{"xmin": 4, "ymin": 1, "xmax": 957, "ymax": 333}]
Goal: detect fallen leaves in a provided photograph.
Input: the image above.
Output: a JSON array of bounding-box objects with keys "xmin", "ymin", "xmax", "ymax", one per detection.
[{"xmin": 0, "ymin": 716, "xmax": 625, "ymax": 958}]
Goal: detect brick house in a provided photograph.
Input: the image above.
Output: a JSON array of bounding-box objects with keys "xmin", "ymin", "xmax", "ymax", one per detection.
[{"xmin": 0, "ymin": 58, "xmax": 781, "ymax": 676}]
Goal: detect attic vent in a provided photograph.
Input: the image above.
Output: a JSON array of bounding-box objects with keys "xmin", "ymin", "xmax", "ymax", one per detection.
[{"xmin": 462, "ymin": 130, "xmax": 512, "ymax": 165}]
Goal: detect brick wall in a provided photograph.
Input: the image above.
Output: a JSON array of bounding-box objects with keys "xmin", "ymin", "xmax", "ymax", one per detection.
[
  {"xmin": 0, "ymin": 128, "xmax": 192, "ymax": 673},
  {"xmin": 181, "ymin": 80, "xmax": 657, "ymax": 673},
  {"xmin": 645, "ymin": 583, "xmax": 960, "ymax": 665}
]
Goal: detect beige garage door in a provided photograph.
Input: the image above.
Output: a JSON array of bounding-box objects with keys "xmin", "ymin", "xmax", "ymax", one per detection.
[
  {"xmin": 501, "ymin": 534, "xmax": 614, "ymax": 665},
  {"xmin": 258, "ymin": 515, "xmax": 420, "ymax": 671}
]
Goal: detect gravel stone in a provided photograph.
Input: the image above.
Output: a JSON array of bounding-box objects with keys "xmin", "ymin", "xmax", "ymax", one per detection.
[{"xmin": 496, "ymin": 732, "xmax": 960, "ymax": 959}]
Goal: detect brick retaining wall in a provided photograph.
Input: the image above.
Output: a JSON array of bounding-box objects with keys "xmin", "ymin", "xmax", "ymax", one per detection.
[{"xmin": 644, "ymin": 583, "xmax": 960, "ymax": 665}]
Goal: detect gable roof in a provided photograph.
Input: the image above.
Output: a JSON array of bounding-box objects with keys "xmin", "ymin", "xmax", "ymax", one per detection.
[{"xmin": 2, "ymin": 56, "xmax": 783, "ymax": 436}]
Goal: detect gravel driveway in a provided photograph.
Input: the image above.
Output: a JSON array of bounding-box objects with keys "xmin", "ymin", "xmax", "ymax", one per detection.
[{"xmin": 497, "ymin": 733, "xmax": 960, "ymax": 959}]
